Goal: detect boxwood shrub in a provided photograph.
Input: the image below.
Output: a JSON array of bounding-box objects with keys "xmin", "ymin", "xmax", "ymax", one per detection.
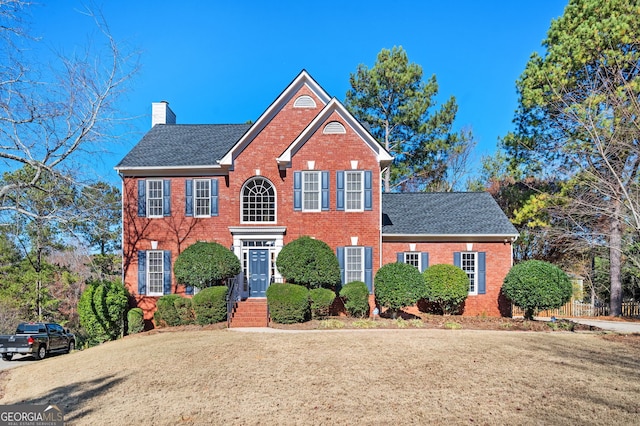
[
  {"xmin": 192, "ymin": 286, "xmax": 228, "ymax": 325},
  {"xmin": 339, "ymin": 281, "xmax": 370, "ymax": 317},
  {"xmin": 174, "ymin": 297, "xmax": 195, "ymax": 325},
  {"xmin": 276, "ymin": 236, "xmax": 341, "ymax": 289},
  {"xmin": 266, "ymin": 283, "xmax": 310, "ymax": 324},
  {"xmin": 374, "ymin": 262, "xmax": 424, "ymax": 318},
  {"xmin": 153, "ymin": 294, "xmax": 183, "ymax": 327},
  {"xmin": 423, "ymin": 264, "xmax": 470, "ymax": 314},
  {"xmin": 309, "ymin": 288, "xmax": 336, "ymax": 319},
  {"xmin": 127, "ymin": 308, "xmax": 144, "ymax": 334}
]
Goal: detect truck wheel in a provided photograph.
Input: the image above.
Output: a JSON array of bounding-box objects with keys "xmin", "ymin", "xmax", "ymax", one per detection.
[
  {"xmin": 34, "ymin": 345, "xmax": 46, "ymax": 360},
  {"xmin": 1, "ymin": 354, "xmax": 12, "ymax": 361},
  {"xmin": 66, "ymin": 341, "xmax": 75, "ymax": 354}
]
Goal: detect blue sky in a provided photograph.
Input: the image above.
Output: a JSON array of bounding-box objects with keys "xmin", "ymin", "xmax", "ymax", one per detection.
[{"xmin": 29, "ymin": 1, "xmax": 567, "ymax": 183}]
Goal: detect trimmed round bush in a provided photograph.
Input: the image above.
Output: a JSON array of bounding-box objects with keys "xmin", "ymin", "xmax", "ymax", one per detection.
[
  {"xmin": 127, "ymin": 308, "xmax": 144, "ymax": 334},
  {"xmin": 174, "ymin": 241, "xmax": 241, "ymax": 289},
  {"xmin": 309, "ymin": 288, "xmax": 336, "ymax": 319},
  {"xmin": 192, "ymin": 286, "xmax": 228, "ymax": 325},
  {"xmin": 174, "ymin": 297, "xmax": 195, "ymax": 325},
  {"xmin": 423, "ymin": 264, "xmax": 470, "ymax": 315},
  {"xmin": 154, "ymin": 294, "xmax": 183, "ymax": 327},
  {"xmin": 276, "ymin": 236, "xmax": 341, "ymax": 289},
  {"xmin": 339, "ymin": 281, "xmax": 370, "ymax": 317},
  {"xmin": 502, "ymin": 260, "xmax": 572, "ymax": 320},
  {"xmin": 266, "ymin": 283, "xmax": 310, "ymax": 324},
  {"xmin": 374, "ymin": 262, "xmax": 424, "ymax": 318}
]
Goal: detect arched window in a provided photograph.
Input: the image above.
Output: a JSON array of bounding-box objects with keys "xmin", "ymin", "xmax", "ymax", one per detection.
[{"xmin": 242, "ymin": 177, "xmax": 276, "ymax": 223}]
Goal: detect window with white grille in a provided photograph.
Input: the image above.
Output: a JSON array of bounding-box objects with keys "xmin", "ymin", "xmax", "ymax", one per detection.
[
  {"xmin": 345, "ymin": 171, "xmax": 363, "ymax": 211},
  {"xmin": 302, "ymin": 171, "xmax": 320, "ymax": 211},
  {"xmin": 345, "ymin": 247, "xmax": 364, "ymax": 283},
  {"xmin": 147, "ymin": 180, "xmax": 163, "ymax": 217},
  {"xmin": 147, "ymin": 251, "xmax": 164, "ymax": 296},
  {"xmin": 242, "ymin": 178, "xmax": 276, "ymax": 223},
  {"xmin": 404, "ymin": 252, "xmax": 420, "ymax": 270},
  {"xmin": 194, "ymin": 179, "xmax": 210, "ymax": 217},
  {"xmin": 461, "ymin": 252, "xmax": 478, "ymax": 295}
]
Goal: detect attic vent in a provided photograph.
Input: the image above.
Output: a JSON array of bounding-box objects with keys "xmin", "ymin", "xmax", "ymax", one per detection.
[
  {"xmin": 293, "ymin": 95, "xmax": 316, "ymax": 108},
  {"xmin": 323, "ymin": 121, "xmax": 346, "ymax": 134}
]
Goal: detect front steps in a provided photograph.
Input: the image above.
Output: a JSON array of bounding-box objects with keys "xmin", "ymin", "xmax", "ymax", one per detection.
[{"xmin": 229, "ymin": 299, "xmax": 269, "ymax": 328}]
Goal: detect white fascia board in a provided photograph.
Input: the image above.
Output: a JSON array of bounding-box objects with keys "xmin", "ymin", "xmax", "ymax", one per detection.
[
  {"xmin": 382, "ymin": 233, "xmax": 520, "ymax": 243},
  {"xmin": 114, "ymin": 165, "xmax": 226, "ymax": 178},
  {"xmin": 219, "ymin": 71, "xmax": 331, "ymax": 167},
  {"xmin": 277, "ymin": 98, "xmax": 394, "ymax": 168}
]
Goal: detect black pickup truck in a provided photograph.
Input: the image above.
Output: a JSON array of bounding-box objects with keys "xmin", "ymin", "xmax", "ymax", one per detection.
[{"xmin": 0, "ymin": 322, "xmax": 75, "ymax": 361}]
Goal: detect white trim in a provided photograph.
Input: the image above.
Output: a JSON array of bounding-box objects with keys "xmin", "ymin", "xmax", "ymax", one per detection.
[
  {"xmin": 146, "ymin": 179, "xmax": 164, "ymax": 218},
  {"xmin": 403, "ymin": 252, "xmax": 421, "ymax": 271},
  {"xmin": 240, "ymin": 177, "xmax": 277, "ymax": 224},
  {"xmin": 301, "ymin": 170, "xmax": 321, "ymax": 212},
  {"xmin": 294, "ymin": 95, "xmax": 317, "ymax": 108},
  {"xmin": 345, "ymin": 170, "xmax": 364, "ymax": 212},
  {"xmin": 382, "ymin": 234, "xmax": 519, "ymax": 243},
  {"xmin": 461, "ymin": 252, "xmax": 479, "ymax": 296},
  {"xmin": 146, "ymin": 250, "xmax": 164, "ymax": 296},
  {"xmin": 323, "ymin": 121, "xmax": 346, "ymax": 134},
  {"xmin": 345, "ymin": 246, "xmax": 365, "ymax": 283},
  {"xmin": 219, "ymin": 71, "xmax": 331, "ymax": 168},
  {"xmin": 194, "ymin": 178, "xmax": 211, "ymax": 217}
]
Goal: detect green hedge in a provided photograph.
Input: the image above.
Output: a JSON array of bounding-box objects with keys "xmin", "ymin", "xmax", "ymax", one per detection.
[
  {"xmin": 192, "ymin": 286, "xmax": 228, "ymax": 325},
  {"xmin": 266, "ymin": 283, "xmax": 310, "ymax": 324},
  {"xmin": 309, "ymin": 288, "xmax": 336, "ymax": 319},
  {"xmin": 276, "ymin": 236, "xmax": 341, "ymax": 289},
  {"xmin": 339, "ymin": 281, "xmax": 370, "ymax": 317},
  {"xmin": 423, "ymin": 264, "xmax": 470, "ymax": 314},
  {"xmin": 154, "ymin": 294, "xmax": 184, "ymax": 327},
  {"xmin": 127, "ymin": 308, "xmax": 144, "ymax": 334},
  {"xmin": 374, "ymin": 262, "xmax": 424, "ymax": 318}
]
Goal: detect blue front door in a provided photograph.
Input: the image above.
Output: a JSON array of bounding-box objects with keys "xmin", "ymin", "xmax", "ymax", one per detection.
[{"xmin": 249, "ymin": 249, "xmax": 269, "ymax": 297}]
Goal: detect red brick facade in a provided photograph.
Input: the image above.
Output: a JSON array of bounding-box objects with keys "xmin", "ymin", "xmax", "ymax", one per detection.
[{"xmin": 118, "ymin": 71, "xmax": 516, "ymax": 323}]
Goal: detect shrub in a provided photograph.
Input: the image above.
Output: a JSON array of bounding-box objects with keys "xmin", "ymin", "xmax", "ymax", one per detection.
[
  {"xmin": 423, "ymin": 264, "xmax": 470, "ymax": 314},
  {"xmin": 339, "ymin": 281, "xmax": 370, "ymax": 317},
  {"xmin": 174, "ymin": 297, "xmax": 195, "ymax": 325},
  {"xmin": 78, "ymin": 278, "xmax": 128, "ymax": 346},
  {"xmin": 154, "ymin": 294, "xmax": 183, "ymax": 327},
  {"xmin": 174, "ymin": 241, "xmax": 241, "ymax": 289},
  {"xmin": 309, "ymin": 288, "xmax": 336, "ymax": 319},
  {"xmin": 266, "ymin": 283, "xmax": 310, "ymax": 324},
  {"xmin": 374, "ymin": 262, "xmax": 424, "ymax": 318},
  {"xmin": 502, "ymin": 260, "xmax": 572, "ymax": 320},
  {"xmin": 192, "ymin": 286, "xmax": 228, "ymax": 325},
  {"xmin": 127, "ymin": 308, "xmax": 144, "ymax": 334},
  {"xmin": 276, "ymin": 236, "xmax": 341, "ymax": 289}
]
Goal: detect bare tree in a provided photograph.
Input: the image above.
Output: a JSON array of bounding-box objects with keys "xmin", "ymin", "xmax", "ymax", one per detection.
[{"xmin": 0, "ymin": 1, "xmax": 138, "ymax": 226}]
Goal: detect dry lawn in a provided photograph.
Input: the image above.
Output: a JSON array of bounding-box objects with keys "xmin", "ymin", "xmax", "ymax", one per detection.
[{"xmin": 0, "ymin": 328, "xmax": 639, "ymax": 425}]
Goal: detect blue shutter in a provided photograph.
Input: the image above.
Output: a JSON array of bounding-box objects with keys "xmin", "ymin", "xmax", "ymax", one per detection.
[
  {"xmin": 137, "ymin": 180, "xmax": 146, "ymax": 217},
  {"xmin": 293, "ymin": 171, "xmax": 302, "ymax": 211},
  {"xmin": 163, "ymin": 180, "xmax": 171, "ymax": 217},
  {"xmin": 337, "ymin": 247, "xmax": 345, "ymax": 284},
  {"xmin": 364, "ymin": 170, "xmax": 372, "ymax": 211},
  {"xmin": 396, "ymin": 252, "xmax": 403, "ymax": 263},
  {"xmin": 163, "ymin": 251, "xmax": 172, "ymax": 295},
  {"xmin": 364, "ymin": 247, "xmax": 373, "ymax": 293},
  {"xmin": 321, "ymin": 171, "xmax": 329, "ymax": 211},
  {"xmin": 454, "ymin": 252, "xmax": 461, "ymax": 267},
  {"xmin": 478, "ymin": 252, "xmax": 486, "ymax": 294},
  {"xmin": 211, "ymin": 179, "xmax": 219, "ymax": 216},
  {"xmin": 185, "ymin": 180, "xmax": 193, "ymax": 216},
  {"xmin": 186, "ymin": 286, "xmax": 194, "ymax": 296},
  {"xmin": 336, "ymin": 171, "xmax": 345, "ymax": 211},
  {"xmin": 421, "ymin": 252, "xmax": 430, "ymax": 272},
  {"xmin": 137, "ymin": 251, "xmax": 146, "ymax": 295}
]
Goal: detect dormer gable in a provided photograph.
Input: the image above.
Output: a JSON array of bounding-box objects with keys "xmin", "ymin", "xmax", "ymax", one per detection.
[
  {"xmin": 276, "ymin": 98, "xmax": 393, "ymax": 170},
  {"xmin": 218, "ymin": 70, "xmax": 331, "ymax": 169}
]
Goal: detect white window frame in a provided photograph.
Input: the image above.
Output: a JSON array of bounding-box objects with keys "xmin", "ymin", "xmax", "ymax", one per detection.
[
  {"xmin": 194, "ymin": 179, "xmax": 211, "ymax": 217},
  {"xmin": 147, "ymin": 180, "xmax": 164, "ymax": 218},
  {"xmin": 241, "ymin": 177, "xmax": 277, "ymax": 224},
  {"xmin": 302, "ymin": 171, "xmax": 321, "ymax": 212},
  {"xmin": 461, "ymin": 252, "xmax": 478, "ymax": 295},
  {"xmin": 404, "ymin": 252, "xmax": 421, "ymax": 270},
  {"xmin": 345, "ymin": 246, "xmax": 364, "ymax": 283},
  {"xmin": 147, "ymin": 250, "xmax": 164, "ymax": 296},
  {"xmin": 345, "ymin": 171, "xmax": 364, "ymax": 212}
]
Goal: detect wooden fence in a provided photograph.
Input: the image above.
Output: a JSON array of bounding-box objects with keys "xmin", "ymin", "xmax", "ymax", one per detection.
[{"xmin": 512, "ymin": 301, "xmax": 640, "ymax": 318}]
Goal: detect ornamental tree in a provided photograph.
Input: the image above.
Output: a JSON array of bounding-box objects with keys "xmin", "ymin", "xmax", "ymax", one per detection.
[
  {"xmin": 501, "ymin": 260, "xmax": 572, "ymax": 320},
  {"xmin": 173, "ymin": 241, "xmax": 241, "ymax": 290},
  {"xmin": 276, "ymin": 236, "xmax": 341, "ymax": 289}
]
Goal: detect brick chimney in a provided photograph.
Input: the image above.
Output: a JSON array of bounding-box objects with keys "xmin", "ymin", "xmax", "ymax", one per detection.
[{"xmin": 151, "ymin": 101, "xmax": 176, "ymax": 127}]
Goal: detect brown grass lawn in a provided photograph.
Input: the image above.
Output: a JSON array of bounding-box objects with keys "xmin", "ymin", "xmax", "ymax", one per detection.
[{"xmin": 1, "ymin": 328, "xmax": 639, "ymax": 425}]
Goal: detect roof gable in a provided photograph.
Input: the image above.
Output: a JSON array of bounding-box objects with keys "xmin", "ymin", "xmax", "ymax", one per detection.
[
  {"xmin": 382, "ymin": 192, "xmax": 519, "ymax": 240},
  {"xmin": 276, "ymin": 98, "xmax": 393, "ymax": 169},
  {"xmin": 218, "ymin": 70, "xmax": 332, "ymax": 168}
]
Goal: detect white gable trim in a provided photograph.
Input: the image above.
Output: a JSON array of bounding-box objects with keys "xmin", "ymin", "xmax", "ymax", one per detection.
[
  {"xmin": 218, "ymin": 70, "xmax": 331, "ymax": 168},
  {"xmin": 276, "ymin": 98, "xmax": 394, "ymax": 169}
]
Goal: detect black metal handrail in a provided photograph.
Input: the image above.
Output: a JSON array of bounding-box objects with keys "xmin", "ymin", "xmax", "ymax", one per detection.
[{"xmin": 226, "ymin": 275, "xmax": 240, "ymax": 328}]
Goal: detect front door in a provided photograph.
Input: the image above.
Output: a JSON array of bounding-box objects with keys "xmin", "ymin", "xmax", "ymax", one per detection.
[{"xmin": 249, "ymin": 249, "xmax": 269, "ymax": 297}]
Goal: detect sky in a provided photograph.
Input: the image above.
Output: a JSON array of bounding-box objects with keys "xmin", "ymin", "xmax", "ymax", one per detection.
[{"xmin": 28, "ymin": 0, "xmax": 568, "ymax": 184}]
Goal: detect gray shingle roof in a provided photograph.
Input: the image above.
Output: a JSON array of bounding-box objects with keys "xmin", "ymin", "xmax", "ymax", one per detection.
[
  {"xmin": 115, "ymin": 124, "xmax": 251, "ymax": 168},
  {"xmin": 382, "ymin": 192, "xmax": 518, "ymax": 236}
]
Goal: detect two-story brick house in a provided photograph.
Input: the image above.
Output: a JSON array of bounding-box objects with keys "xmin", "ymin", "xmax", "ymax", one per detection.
[{"xmin": 115, "ymin": 70, "xmax": 518, "ymax": 324}]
